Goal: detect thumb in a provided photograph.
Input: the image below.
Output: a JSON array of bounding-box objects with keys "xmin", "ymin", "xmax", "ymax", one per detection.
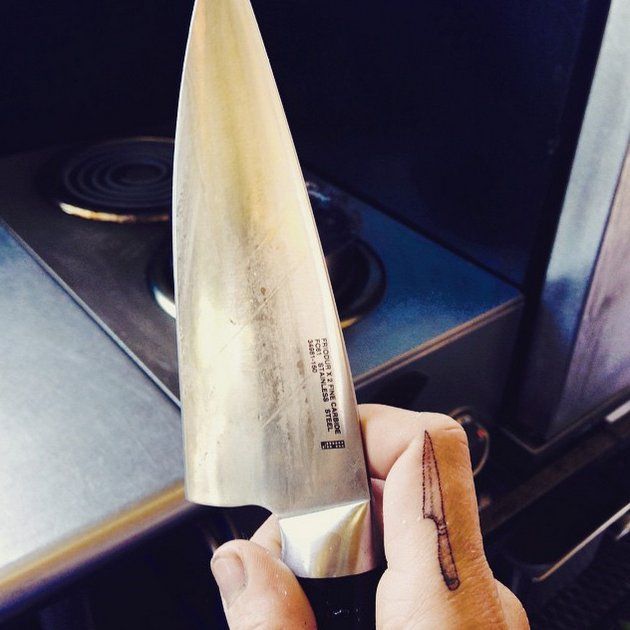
[{"xmin": 211, "ymin": 539, "xmax": 316, "ymax": 629}]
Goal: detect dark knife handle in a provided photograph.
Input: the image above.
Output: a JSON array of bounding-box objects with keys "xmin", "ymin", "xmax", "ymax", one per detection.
[{"xmin": 298, "ymin": 568, "xmax": 383, "ymax": 629}]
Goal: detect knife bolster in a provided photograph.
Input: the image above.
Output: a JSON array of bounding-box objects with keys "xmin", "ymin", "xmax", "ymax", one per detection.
[{"xmin": 278, "ymin": 498, "xmax": 378, "ymax": 578}]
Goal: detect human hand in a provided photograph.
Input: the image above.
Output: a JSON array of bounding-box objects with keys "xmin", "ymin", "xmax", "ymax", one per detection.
[{"xmin": 210, "ymin": 404, "xmax": 529, "ymax": 628}]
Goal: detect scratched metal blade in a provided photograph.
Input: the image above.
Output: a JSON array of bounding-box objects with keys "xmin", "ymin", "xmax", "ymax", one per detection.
[{"xmin": 173, "ymin": 0, "xmax": 370, "ymax": 519}]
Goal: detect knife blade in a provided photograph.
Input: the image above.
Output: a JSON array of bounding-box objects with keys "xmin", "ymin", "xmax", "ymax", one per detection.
[{"xmin": 173, "ymin": 0, "xmax": 380, "ymax": 624}]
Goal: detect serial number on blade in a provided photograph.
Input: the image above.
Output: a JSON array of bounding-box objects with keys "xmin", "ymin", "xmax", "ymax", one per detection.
[{"xmin": 307, "ymin": 337, "xmax": 344, "ymax": 446}]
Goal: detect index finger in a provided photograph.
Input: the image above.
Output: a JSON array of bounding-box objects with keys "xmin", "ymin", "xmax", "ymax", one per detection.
[{"xmin": 359, "ymin": 404, "xmax": 463, "ymax": 480}]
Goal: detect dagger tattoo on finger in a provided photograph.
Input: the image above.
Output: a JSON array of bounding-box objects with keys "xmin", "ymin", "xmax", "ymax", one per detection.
[{"xmin": 422, "ymin": 430, "xmax": 461, "ymax": 590}]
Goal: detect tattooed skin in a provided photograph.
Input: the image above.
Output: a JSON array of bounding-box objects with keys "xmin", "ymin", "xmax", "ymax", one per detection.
[{"xmin": 422, "ymin": 430, "xmax": 461, "ymax": 590}]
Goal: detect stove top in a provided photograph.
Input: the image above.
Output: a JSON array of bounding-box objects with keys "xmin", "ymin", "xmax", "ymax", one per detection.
[
  {"xmin": 0, "ymin": 139, "xmax": 521, "ymax": 405},
  {"xmin": 0, "ymin": 139, "xmax": 523, "ymax": 615}
]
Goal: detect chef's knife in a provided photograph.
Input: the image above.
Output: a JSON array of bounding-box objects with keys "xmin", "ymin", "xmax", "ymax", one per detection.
[{"xmin": 173, "ymin": 0, "xmax": 380, "ymax": 626}]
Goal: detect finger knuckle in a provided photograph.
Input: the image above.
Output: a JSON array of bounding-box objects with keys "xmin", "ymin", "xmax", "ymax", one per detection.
[{"xmin": 425, "ymin": 413, "xmax": 468, "ymax": 446}]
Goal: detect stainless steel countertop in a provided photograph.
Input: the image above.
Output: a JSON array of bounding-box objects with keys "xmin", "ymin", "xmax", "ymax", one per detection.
[{"xmin": 0, "ymin": 226, "xmax": 190, "ymax": 619}]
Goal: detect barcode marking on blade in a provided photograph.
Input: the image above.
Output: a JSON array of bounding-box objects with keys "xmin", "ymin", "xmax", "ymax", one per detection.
[{"xmin": 321, "ymin": 440, "xmax": 345, "ymax": 450}]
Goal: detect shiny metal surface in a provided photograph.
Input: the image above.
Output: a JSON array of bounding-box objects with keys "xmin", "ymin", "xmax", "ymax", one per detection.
[
  {"xmin": 516, "ymin": 0, "xmax": 630, "ymax": 439},
  {"xmin": 173, "ymin": 0, "xmax": 375, "ymax": 577},
  {"xmin": 0, "ymin": 148, "xmax": 180, "ymax": 401},
  {"xmin": 278, "ymin": 499, "xmax": 374, "ymax": 578},
  {"xmin": 531, "ymin": 502, "xmax": 630, "ymax": 583},
  {"xmin": 0, "ymin": 226, "xmax": 189, "ymax": 618}
]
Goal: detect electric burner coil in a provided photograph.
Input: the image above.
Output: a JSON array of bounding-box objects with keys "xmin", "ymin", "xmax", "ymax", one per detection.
[{"xmin": 42, "ymin": 137, "xmax": 174, "ymax": 223}]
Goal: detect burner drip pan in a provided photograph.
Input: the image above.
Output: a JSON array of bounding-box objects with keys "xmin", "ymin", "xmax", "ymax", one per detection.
[{"xmin": 42, "ymin": 137, "xmax": 173, "ymax": 223}]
